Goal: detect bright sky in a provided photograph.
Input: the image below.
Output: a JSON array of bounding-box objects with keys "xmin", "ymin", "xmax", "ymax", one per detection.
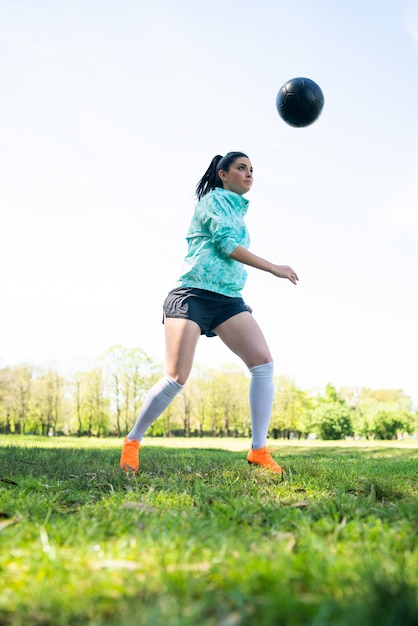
[{"xmin": 1, "ymin": 0, "xmax": 418, "ymax": 404}]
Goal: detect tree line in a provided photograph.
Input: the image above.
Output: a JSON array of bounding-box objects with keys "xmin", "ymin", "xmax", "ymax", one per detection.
[{"xmin": 0, "ymin": 345, "xmax": 417, "ymax": 441}]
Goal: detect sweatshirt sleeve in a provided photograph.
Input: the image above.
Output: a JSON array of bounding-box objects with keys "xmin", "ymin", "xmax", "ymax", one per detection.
[{"xmin": 199, "ymin": 194, "xmax": 241, "ymax": 257}]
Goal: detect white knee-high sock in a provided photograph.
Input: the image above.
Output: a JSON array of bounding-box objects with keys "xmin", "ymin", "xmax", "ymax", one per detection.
[
  {"xmin": 128, "ymin": 375, "xmax": 184, "ymax": 442},
  {"xmin": 249, "ymin": 362, "xmax": 274, "ymax": 450}
]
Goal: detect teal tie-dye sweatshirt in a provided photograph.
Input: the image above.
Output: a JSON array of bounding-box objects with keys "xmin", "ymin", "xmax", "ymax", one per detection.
[{"xmin": 176, "ymin": 187, "xmax": 250, "ymax": 297}]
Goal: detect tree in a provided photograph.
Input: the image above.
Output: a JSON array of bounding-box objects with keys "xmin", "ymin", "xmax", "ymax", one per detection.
[
  {"xmin": 71, "ymin": 373, "xmax": 86, "ymax": 436},
  {"xmin": 271, "ymin": 376, "xmax": 313, "ymax": 436},
  {"xmin": 309, "ymin": 402, "xmax": 353, "ymax": 440},
  {"xmin": 355, "ymin": 388, "xmax": 414, "ymax": 438},
  {"xmin": 101, "ymin": 345, "xmax": 158, "ymax": 435},
  {"xmin": 361, "ymin": 388, "xmax": 413, "ymax": 410},
  {"xmin": 206, "ymin": 366, "xmax": 249, "ymax": 437},
  {"xmin": 73, "ymin": 368, "xmax": 110, "ymax": 437},
  {"xmin": 31, "ymin": 370, "xmax": 66, "ymax": 436},
  {"xmin": 370, "ymin": 410, "xmax": 409, "ymax": 440},
  {"xmin": 0, "ymin": 368, "xmax": 16, "ymax": 434},
  {"xmin": 9, "ymin": 366, "xmax": 33, "ymax": 434},
  {"xmin": 192, "ymin": 366, "xmax": 212, "ymax": 436},
  {"xmin": 178, "ymin": 386, "xmax": 193, "ymax": 436},
  {"xmin": 318, "ymin": 383, "xmax": 345, "ymax": 405}
]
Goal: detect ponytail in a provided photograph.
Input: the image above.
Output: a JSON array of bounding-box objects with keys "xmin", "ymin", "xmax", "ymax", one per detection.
[
  {"xmin": 195, "ymin": 155, "xmax": 223, "ymax": 201},
  {"xmin": 195, "ymin": 151, "xmax": 249, "ymax": 200}
]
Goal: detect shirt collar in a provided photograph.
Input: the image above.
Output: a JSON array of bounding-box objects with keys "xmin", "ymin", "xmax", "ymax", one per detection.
[{"xmin": 213, "ymin": 187, "xmax": 250, "ymax": 213}]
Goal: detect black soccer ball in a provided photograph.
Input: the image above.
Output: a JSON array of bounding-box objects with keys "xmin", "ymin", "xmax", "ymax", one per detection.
[{"xmin": 276, "ymin": 77, "xmax": 324, "ymax": 128}]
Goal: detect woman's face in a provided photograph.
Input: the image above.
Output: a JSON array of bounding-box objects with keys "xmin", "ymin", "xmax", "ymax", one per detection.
[{"xmin": 219, "ymin": 157, "xmax": 253, "ymax": 195}]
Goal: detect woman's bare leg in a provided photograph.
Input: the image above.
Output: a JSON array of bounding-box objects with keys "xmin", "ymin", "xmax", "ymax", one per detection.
[
  {"xmin": 164, "ymin": 317, "xmax": 201, "ymax": 384},
  {"xmin": 214, "ymin": 311, "xmax": 272, "ymax": 367}
]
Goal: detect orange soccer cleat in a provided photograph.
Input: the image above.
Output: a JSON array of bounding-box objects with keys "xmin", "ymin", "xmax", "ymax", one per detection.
[
  {"xmin": 120, "ymin": 436, "xmax": 141, "ymax": 473},
  {"xmin": 247, "ymin": 446, "xmax": 283, "ymax": 474}
]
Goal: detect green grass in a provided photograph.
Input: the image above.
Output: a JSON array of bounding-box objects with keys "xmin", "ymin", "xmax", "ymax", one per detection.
[{"xmin": 0, "ymin": 436, "xmax": 417, "ymax": 625}]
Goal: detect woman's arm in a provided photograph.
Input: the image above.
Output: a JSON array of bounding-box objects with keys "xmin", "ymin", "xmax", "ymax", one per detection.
[{"xmin": 229, "ymin": 245, "xmax": 299, "ymax": 285}]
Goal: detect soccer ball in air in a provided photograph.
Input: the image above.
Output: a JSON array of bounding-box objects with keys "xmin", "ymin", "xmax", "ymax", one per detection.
[{"xmin": 276, "ymin": 77, "xmax": 324, "ymax": 128}]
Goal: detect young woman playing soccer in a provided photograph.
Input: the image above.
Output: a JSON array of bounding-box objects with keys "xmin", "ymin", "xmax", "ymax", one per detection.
[{"xmin": 120, "ymin": 151, "xmax": 298, "ymax": 474}]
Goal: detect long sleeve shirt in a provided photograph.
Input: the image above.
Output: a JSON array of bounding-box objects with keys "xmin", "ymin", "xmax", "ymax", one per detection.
[{"xmin": 176, "ymin": 187, "xmax": 250, "ymax": 297}]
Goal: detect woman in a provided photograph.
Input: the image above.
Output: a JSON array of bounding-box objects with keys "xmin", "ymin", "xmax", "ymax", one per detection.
[{"xmin": 120, "ymin": 151, "xmax": 298, "ymax": 474}]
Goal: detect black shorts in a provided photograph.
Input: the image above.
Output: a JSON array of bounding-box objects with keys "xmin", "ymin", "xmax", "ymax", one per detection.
[{"xmin": 163, "ymin": 287, "xmax": 249, "ymax": 337}]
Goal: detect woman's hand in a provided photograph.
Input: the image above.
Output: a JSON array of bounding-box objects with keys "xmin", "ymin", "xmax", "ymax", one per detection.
[{"xmin": 270, "ymin": 265, "xmax": 299, "ymax": 285}]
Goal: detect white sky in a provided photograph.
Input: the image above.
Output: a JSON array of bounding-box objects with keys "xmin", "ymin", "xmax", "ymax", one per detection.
[{"xmin": 1, "ymin": 0, "xmax": 418, "ymax": 404}]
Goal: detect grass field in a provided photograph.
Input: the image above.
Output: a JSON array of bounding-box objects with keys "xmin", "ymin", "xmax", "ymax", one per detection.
[{"xmin": 0, "ymin": 436, "xmax": 417, "ymax": 625}]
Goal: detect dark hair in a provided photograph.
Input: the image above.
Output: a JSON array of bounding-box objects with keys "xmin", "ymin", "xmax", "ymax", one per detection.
[{"xmin": 195, "ymin": 151, "xmax": 249, "ymax": 200}]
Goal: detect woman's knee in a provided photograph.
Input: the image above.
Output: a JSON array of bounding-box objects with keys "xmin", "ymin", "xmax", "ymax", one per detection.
[
  {"xmin": 167, "ymin": 371, "xmax": 190, "ymax": 386},
  {"xmin": 248, "ymin": 354, "xmax": 274, "ymax": 368}
]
